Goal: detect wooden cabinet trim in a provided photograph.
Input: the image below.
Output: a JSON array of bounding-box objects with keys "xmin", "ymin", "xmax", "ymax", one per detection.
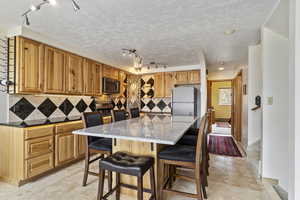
[
  {"xmin": 25, "ymin": 136, "xmax": 53, "ymax": 159},
  {"xmin": 25, "ymin": 153, "xmax": 54, "ymax": 179},
  {"xmin": 55, "ymin": 121, "xmax": 83, "ymax": 134}
]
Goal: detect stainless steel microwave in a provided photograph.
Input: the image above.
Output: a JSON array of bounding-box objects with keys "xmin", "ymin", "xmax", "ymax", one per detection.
[{"xmin": 102, "ymin": 77, "xmax": 120, "ymax": 94}]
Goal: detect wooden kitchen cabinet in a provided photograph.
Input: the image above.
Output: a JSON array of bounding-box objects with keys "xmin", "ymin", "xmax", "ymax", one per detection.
[
  {"xmin": 16, "ymin": 37, "xmax": 44, "ymax": 94},
  {"xmin": 76, "ymin": 135, "xmax": 86, "ymax": 157},
  {"xmin": 119, "ymin": 70, "xmax": 127, "ymax": 97},
  {"xmin": 164, "ymin": 72, "xmax": 176, "ymax": 97},
  {"xmin": 44, "ymin": 46, "xmax": 66, "ymax": 94},
  {"xmin": 55, "ymin": 132, "xmax": 76, "ymax": 166},
  {"xmin": 25, "ymin": 136, "xmax": 54, "ymax": 159},
  {"xmin": 175, "ymin": 71, "xmax": 188, "ymax": 84},
  {"xmin": 94, "ymin": 62, "xmax": 103, "ymax": 96},
  {"xmin": 83, "ymin": 59, "xmax": 95, "ymax": 96},
  {"xmin": 188, "ymin": 70, "xmax": 200, "ymax": 84},
  {"xmin": 103, "ymin": 65, "xmax": 119, "ymax": 80},
  {"xmin": 154, "ymin": 73, "xmax": 165, "ymax": 97},
  {"xmin": 65, "ymin": 53, "xmax": 84, "ymax": 94},
  {"xmin": 25, "ymin": 153, "xmax": 54, "ymax": 179}
]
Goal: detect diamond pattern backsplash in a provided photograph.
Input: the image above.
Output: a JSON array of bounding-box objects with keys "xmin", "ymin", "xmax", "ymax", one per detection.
[
  {"xmin": 140, "ymin": 74, "xmax": 172, "ymax": 113},
  {"xmin": 9, "ymin": 95, "xmax": 94, "ymax": 121}
]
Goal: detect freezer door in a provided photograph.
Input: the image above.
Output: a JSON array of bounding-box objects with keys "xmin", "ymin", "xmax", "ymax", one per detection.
[
  {"xmin": 172, "ymin": 86, "xmax": 195, "ymax": 103},
  {"xmin": 172, "ymin": 103, "xmax": 195, "ymax": 116}
]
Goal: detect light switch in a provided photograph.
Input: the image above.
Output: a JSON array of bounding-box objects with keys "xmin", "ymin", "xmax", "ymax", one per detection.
[{"xmin": 267, "ymin": 97, "xmax": 273, "ymax": 105}]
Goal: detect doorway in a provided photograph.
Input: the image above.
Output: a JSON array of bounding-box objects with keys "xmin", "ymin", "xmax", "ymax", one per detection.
[{"xmin": 207, "ymin": 80, "xmax": 233, "ymax": 136}]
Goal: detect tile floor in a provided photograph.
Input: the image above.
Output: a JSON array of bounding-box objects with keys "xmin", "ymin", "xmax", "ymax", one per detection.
[{"xmin": 0, "ymin": 153, "xmax": 271, "ymax": 200}]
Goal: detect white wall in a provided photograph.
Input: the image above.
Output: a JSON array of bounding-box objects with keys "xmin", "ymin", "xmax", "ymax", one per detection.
[
  {"xmin": 200, "ymin": 54, "xmax": 207, "ymax": 117},
  {"xmin": 241, "ymin": 65, "xmax": 248, "ymax": 149},
  {"xmin": 261, "ymin": 27, "xmax": 289, "ymax": 191},
  {"xmin": 289, "ymin": 0, "xmax": 300, "ymax": 199},
  {"xmin": 248, "ymin": 45, "xmax": 263, "ymax": 146}
]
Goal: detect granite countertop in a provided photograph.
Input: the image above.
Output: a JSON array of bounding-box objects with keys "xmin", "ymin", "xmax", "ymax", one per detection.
[
  {"xmin": 73, "ymin": 114, "xmax": 199, "ymax": 145},
  {"xmin": 0, "ymin": 116, "xmax": 83, "ymax": 128}
]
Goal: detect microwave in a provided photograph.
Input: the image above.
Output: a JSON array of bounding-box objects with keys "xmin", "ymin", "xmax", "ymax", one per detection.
[{"xmin": 102, "ymin": 77, "xmax": 120, "ymax": 94}]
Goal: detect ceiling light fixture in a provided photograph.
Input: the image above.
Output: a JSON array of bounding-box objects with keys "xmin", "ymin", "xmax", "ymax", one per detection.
[
  {"xmin": 21, "ymin": 0, "xmax": 79, "ymax": 26},
  {"xmin": 71, "ymin": 0, "xmax": 80, "ymax": 11},
  {"xmin": 224, "ymin": 29, "xmax": 236, "ymax": 35},
  {"xmin": 218, "ymin": 67, "xmax": 225, "ymax": 71}
]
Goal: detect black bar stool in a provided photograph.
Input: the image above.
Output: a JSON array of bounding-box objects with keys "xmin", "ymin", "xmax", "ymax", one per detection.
[
  {"xmin": 129, "ymin": 107, "xmax": 140, "ymax": 118},
  {"xmin": 111, "ymin": 110, "xmax": 127, "ymax": 122},
  {"xmin": 97, "ymin": 152, "xmax": 156, "ymax": 200},
  {"xmin": 81, "ymin": 112, "xmax": 112, "ymax": 188}
]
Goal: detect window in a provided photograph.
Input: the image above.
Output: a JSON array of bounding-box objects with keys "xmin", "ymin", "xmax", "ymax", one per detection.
[{"xmin": 219, "ymin": 88, "xmax": 232, "ymax": 105}]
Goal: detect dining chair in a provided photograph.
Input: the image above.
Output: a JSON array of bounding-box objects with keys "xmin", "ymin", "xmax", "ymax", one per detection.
[
  {"xmin": 158, "ymin": 115, "xmax": 208, "ymax": 200},
  {"xmin": 111, "ymin": 110, "xmax": 127, "ymax": 122},
  {"xmin": 81, "ymin": 112, "xmax": 112, "ymax": 189},
  {"xmin": 129, "ymin": 107, "xmax": 140, "ymax": 118}
]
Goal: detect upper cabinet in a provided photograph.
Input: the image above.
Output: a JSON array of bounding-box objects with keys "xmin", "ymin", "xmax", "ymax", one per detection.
[
  {"xmin": 154, "ymin": 73, "xmax": 165, "ymax": 98},
  {"xmin": 16, "ymin": 37, "xmax": 44, "ymax": 93},
  {"xmin": 65, "ymin": 54, "xmax": 84, "ymax": 94},
  {"xmin": 93, "ymin": 62, "xmax": 102, "ymax": 96},
  {"xmin": 44, "ymin": 46, "xmax": 66, "ymax": 94},
  {"xmin": 103, "ymin": 65, "xmax": 119, "ymax": 80},
  {"xmin": 83, "ymin": 59, "xmax": 95, "ymax": 96},
  {"xmin": 174, "ymin": 71, "xmax": 188, "ymax": 84},
  {"xmin": 164, "ymin": 72, "xmax": 176, "ymax": 97},
  {"xmin": 188, "ymin": 70, "xmax": 200, "ymax": 84},
  {"xmin": 119, "ymin": 71, "xmax": 127, "ymax": 97}
]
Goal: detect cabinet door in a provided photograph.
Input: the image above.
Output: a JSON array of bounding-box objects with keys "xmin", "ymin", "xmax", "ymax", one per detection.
[
  {"xmin": 25, "ymin": 136, "xmax": 53, "ymax": 159},
  {"xmin": 154, "ymin": 73, "xmax": 165, "ymax": 98},
  {"xmin": 164, "ymin": 72, "xmax": 176, "ymax": 97},
  {"xmin": 65, "ymin": 53, "xmax": 84, "ymax": 94},
  {"xmin": 55, "ymin": 132, "xmax": 76, "ymax": 166},
  {"xmin": 111, "ymin": 68, "xmax": 119, "ymax": 80},
  {"xmin": 94, "ymin": 63, "xmax": 102, "ymax": 96},
  {"xmin": 17, "ymin": 37, "xmax": 44, "ymax": 93},
  {"xmin": 188, "ymin": 70, "xmax": 200, "ymax": 84},
  {"xmin": 175, "ymin": 71, "xmax": 188, "ymax": 84},
  {"xmin": 76, "ymin": 135, "xmax": 86, "ymax": 157},
  {"xmin": 44, "ymin": 46, "xmax": 65, "ymax": 94},
  {"xmin": 102, "ymin": 65, "xmax": 112, "ymax": 78},
  {"xmin": 25, "ymin": 153, "xmax": 54, "ymax": 178},
  {"xmin": 83, "ymin": 59, "xmax": 95, "ymax": 96}
]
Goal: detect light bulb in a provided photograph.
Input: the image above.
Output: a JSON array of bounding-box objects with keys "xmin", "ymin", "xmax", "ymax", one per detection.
[
  {"xmin": 30, "ymin": 5, "xmax": 37, "ymax": 11},
  {"xmin": 48, "ymin": 0, "xmax": 57, "ymax": 6}
]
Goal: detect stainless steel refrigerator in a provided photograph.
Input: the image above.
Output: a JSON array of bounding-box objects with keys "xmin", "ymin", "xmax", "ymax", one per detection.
[{"xmin": 172, "ymin": 86, "xmax": 200, "ymax": 117}]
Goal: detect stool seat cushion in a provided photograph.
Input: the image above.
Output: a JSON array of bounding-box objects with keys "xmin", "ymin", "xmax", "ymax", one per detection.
[
  {"xmin": 99, "ymin": 152, "xmax": 154, "ymax": 176},
  {"xmin": 177, "ymin": 135, "xmax": 198, "ymax": 146},
  {"xmin": 158, "ymin": 145, "xmax": 196, "ymax": 162},
  {"xmin": 89, "ymin": 138, "xmax": 112, "ymax": 152}
]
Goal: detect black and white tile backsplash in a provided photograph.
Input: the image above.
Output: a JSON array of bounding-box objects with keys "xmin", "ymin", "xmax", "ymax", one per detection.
[
  {"xmin": 9, "ymin": 95, "xmax": 95, "ymax": 121},
  {"xmin": 140, "ymin": 74, "xmax": 171, "ymax": 113}
]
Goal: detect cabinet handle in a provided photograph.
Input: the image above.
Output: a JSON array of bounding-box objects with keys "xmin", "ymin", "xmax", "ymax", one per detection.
[{"xmin": 24, "ymin": 48, "xmax": 28, "ymax": 50}]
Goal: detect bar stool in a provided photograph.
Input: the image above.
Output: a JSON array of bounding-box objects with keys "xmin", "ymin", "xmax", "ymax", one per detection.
[
  {"xmin": 82, "ymin": 112, "xmax": 112, "ymax": 188},
  {"xmin": 129, "ymin": 107, "xmax": 140, "ymax": 118},
  {"xmin": 97, "ymin": 152, "xmax": 156, "ymax": 200},
  {"xmin": 158, "ymin": 116, "xmax": 208, "ymax": 200},
  {"xmin": 111, "ymin": 110, "xmax": 127, "ymax": 122}
]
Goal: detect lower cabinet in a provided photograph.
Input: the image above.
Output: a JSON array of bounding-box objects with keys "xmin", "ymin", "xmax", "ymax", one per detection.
[
  {"xmin": 25, "ymin": 153, "xmax": 54, "ymax": 178},
  {"xmin": 76, "ymin": 135, "xmax": 86, "ymax": 157},
  {"xmin": 55, "ymin": 132, "xmax": 77, "ymax": 166}
]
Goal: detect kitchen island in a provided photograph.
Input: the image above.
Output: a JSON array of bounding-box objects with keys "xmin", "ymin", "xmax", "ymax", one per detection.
[{"xmin": 73, "ymin": 114, "xmax": 199, "ymax": 198}]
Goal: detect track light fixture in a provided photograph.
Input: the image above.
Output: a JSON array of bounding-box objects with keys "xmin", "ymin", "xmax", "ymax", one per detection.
[
  {"xmin": 71, "ymin": 0, "xmax": 80, "ymax": 11},
  {"xmin": 21, "ymin": 0, "xmax": 80, "ymax": 26}
]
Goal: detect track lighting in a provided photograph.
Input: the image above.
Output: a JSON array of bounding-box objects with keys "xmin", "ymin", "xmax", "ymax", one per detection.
[
  {"xmin": 21, "ymin": 0, "xmax": 79, "ymax": 26},
  {"xmin": 71, "ymin": 0, "xmax": 80, "ymax": 11},
  {"xmin": 25, "ymin": 15, "xmax": 30, "ymax": 26}
]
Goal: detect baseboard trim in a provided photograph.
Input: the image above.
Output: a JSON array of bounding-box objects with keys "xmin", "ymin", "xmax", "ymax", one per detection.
[{"xmin": 262, "ymin": 179, "xmax": 282, "ymax": 200}]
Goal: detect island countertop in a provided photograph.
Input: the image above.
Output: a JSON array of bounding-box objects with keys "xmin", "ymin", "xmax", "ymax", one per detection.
[{"xmin": 73, "ymin": 114, "xmax": 199, "ymax": 145}]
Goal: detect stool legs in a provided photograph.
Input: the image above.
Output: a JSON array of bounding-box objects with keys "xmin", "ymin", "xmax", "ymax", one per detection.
[
  {"xmin": 108, "ymin": 171, "xmax": 112, "ymax": 191},
  {"xmin": 116, "ymin": 173, "xmax": 120, "ymax": 200},
  {"xmin": 82, "ymin": 150, "xmax": 90, "ymax": 186},
  {"xmin": 150, "ymin": 166, "xmax": 157, "ymax": 200},
  {"xmin": 137, "ymin": 176, "xmax": 143, "ymax": 200},
  {"xmin": 97, "ymin": 168, "xmax": 105, "ymax": 200}
]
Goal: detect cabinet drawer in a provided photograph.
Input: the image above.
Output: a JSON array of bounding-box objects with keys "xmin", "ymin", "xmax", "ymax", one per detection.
[
  {"xmin": 25, "ymin": 136, "xmax": 53, "ymax": 159},
  {"xmin": 24, "ymin": 125, "xmax": 54, "ymax": 140},
  {"xmin": 25, "ymin": 153, "xmax": 54, "ymax": 178},
  {"xmin": 55, "ymin": 121, "xmax": 83, "ymax": 134}
]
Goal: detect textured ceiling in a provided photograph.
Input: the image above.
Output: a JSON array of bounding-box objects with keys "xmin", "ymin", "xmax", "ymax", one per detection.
[{"xmin": 0, "ymin": 0, "xmax": 277, "ymax": 68}]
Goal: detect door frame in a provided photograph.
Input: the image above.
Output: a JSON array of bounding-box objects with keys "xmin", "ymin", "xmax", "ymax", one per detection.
[
  {"xmin": 207, "ymin": 79, "xmax": 234, "ymax": 134},
  {"xmin": 232, "ymin": 70, "xmax": 243, "ymax": 142}
]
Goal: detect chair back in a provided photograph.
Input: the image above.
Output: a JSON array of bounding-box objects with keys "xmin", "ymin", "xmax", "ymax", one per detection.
[
  {"xmin": 195, "ymin": 115, "xmax": 208, "ymax": 176},
  {"xmin": 82, "ymin": 112, "xmax": 104, "ymax": 144},
  {"xmin": 111, "ymin": 110, "xmax": 127, "ymax": 122},
  {"xmin": 129, "ymin": 107, "xmax": 140, "ymax": 118}
]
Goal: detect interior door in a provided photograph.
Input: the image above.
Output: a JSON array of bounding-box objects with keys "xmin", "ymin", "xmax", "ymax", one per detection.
[{"xmin": 232, "ymin": 73, "xmax": 243, "ymax": 141}]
